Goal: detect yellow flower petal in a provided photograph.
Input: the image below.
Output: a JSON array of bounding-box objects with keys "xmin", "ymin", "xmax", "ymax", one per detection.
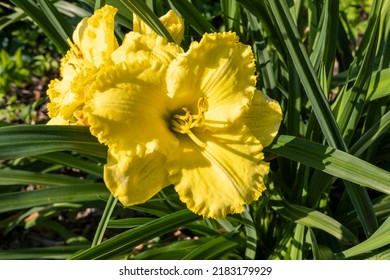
[
  {"xmin": 46, "ymin": 5, "xmax": 118, "ymax": 125},
  {"xmin": 167, "ymin": 32, "xmax": 257, "ymax": 129},
  {"xmin": 105, "ymin": 149, "xmax": 169, "ymax": 206},
  {"xmin": 133, "ymin": 10, "xmax": 184, "ymax": 44},
  {"xmin": 46, "ymin": 114, "xmax": 68, "ymax": 125},
  {"xmin": 72, "ymin": 5, "xmax": 118, "ymax": 67},
  {"xmin": 166, "ymin": 126, "xmax": 269, "ymax": 219},
  {"xmin": 111, "ymin": 32, "xmax": 182, "ymax": 66},
  {"xmin": 85, "ymin": 60, "xmax": 178, "ymax": 157},
  {"xmin": 159, "ymin": 10, "xmax": 185, "ymax": 45},
  {"xmin": 241, "ymin": 90, "xmax": 283, "ymax": 147}
]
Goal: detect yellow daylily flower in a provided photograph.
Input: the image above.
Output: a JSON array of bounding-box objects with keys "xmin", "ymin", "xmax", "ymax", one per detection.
[
  {"xmin": 46, "ymin": 5, "xmax": 118, "ymax": 125},
  {"xmin": 86, "ymin": 31, "xmax": 282, "ymax": 219}
]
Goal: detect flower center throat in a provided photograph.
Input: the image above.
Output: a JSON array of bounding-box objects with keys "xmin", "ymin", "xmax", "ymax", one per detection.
[{"xmin": 171, "ymin": 97, "xmax": 208, "ymax": 148}]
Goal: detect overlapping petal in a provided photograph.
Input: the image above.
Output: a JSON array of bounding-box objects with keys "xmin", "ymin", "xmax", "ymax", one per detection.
[
  {"xmin": 241, "ymin": 90, "xmax": 282, "ymax": 147},
  {"xmin": 105, "ymin": 149, "xmax": 169, "ymax": 205},
  {"xmin": 166, "ymin": 126, "xmax": 268, "ymax": 219},
  {"xmin": 111, "ymin": 31, "xmax": 182, "ymax": 66},
  {"xmin": 85, "ymin": 59, "xmax": 178, "ymax": 157},
  {"xmin": 167, "ymin": 32, "xmax": 257, "ymax": 129},
  {"xmin": 133, "ymin": 10, "xmax": 184, "ymax": 44},
  {"xmin": 46, "ymin": 5, "xmax": 118, "ymax": 125},
  {"xmin": 72, "ymin": 5, "xmax": 118, "ymax": 67}
]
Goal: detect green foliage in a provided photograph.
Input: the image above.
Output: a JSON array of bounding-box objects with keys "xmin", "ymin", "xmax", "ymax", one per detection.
[
  {"xmin": 0, "ymin": 0, "xmax": 389, "ymax": 260},
  {"xmin": 0, "ymin": 48, "xmax": 30, "ymax": 95}
]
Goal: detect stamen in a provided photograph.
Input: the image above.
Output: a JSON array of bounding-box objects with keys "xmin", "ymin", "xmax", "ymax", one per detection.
[
  {"xmin": 187, "ymin": 129, "xmax": 207, "ymax": 148},
  {"xmin": 171, "ymin": 97, "xmax": 209, "ymax": 148}
]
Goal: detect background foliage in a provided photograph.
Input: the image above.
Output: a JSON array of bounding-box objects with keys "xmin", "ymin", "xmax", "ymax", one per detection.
[{"xmin": 0, "ymin": 0, "xmax": 389, "ymax": 260}]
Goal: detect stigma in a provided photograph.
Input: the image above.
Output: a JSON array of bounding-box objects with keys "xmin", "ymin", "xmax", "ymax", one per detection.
[{"xmin": 171, "ymin": 97, "xmax": 208, "ymax": 148}]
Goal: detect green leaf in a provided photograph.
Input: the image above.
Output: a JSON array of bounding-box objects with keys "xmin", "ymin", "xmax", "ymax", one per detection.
[
  {"xmin": 266, "ymin": 135, "xmax": 390, "ymax": 195},
  {"xmin": 36, "ymin": 152, "xmax": 104, "ymax": 178},
  {"xmin": 336, "ymin": 216, "xmax": 390, "ymax": 259},
  {"xmin": 120, "ymin": 0, "xmax": 175, "ymax": 42},
  {"xmin": 0, "ymin": 246, "xmax": 89, "ymax": 260},
  {"xmin": 69, "ymin": 209, "xmax": 200, "ymax": 259},
  {"xmin": 333, "ymin": 0, "xmax": 381, "ymax": 145},
  {"xmin": 221, "ymin": 0, "xmax": 237, "ymax": 30},
  {"xmin": 169, "ymin": 0, "xmax": 217, "ymax": 35},
  {"xmin": 0, "ymin": 169, "xmax": 93, "ymax": 186},
  {"xmin": 36, "ymin": 0, "xmax": 73, "ymax": 41},
  {"xmin": 107, "ymin": 217, "xmax": 155, "ymax": 228},
  {"xmin": 367, "ymin": 67, "xmax": 390, "ymax": 101},
  {"xmin": 349, "ymin": 110, "xmax": 390, "ymax": 157},
  {"xmin": 240, "ymin": 206, "xmax": 257, "ymax": 260},
  {"xmin": 270, "ymin": 195, "xmax": 358, "ymax": 245},
  {"xmin": 10, "ymin": 0, "xmax": 69, "ymax": 53},
  {"xmin": 309, "ymin": 0, "xmax": 339, "ymax": 80},
  {"xmin": 182, "ymin": 234, "xmax": 241, "ymax": 260},
  {"xmin": 131, "ymin": 239, "xmax": 204, "ymax": 260},
  {"xmin": 290, "ymin": 223, "xmax": 305, "ymax": 260},
  {"xmin": 0, "ymin": 183, "xmax": 109, "ymax": 213},
  {"xmin": 0, "ymin": 125, "xmax": 107, "ymax": 160},
  {"xmin": 94, "ymin": 0, "xmax": 106, "ymax": 11},
  {"xmin": 91, "ymin": 195, "xmax": 118, "ymax": 247}
]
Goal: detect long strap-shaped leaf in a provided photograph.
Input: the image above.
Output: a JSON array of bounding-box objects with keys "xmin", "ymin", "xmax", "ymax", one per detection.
[
  {"xmin": 10, "ymin": 0, "xmax": 70, "ymax": 54},
  {"xmin": 270, "ymin": 194, "xmax": 358, "ymax": 245},
  {"xmin": 266, "ymin": 135, "xmax": 390, "ymax": 196},
  {"xmin": 336, "ymin": 216, "xmax": 390, "ymax": 259},
  {"xmin": 0, "ymin": 125, "xmax": 107, "ymax": 159},
  {"xmin": 120, "ymin": 0, "xmax": 175, "ymax": 43},
  {"xmin": 168, "ymin": 0, "xmax": 217, "ymax": 35},
  {"xmin": 0, "ymin": 183, "xmax": 109, "ymax": 213},
  {"xmin": 69, "ymin": 209, "xmax": 199, "ymax": 259}
]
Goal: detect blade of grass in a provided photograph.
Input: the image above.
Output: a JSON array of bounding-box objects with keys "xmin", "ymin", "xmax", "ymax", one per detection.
[
  {"xmin": 10, "ymin": 0, "xmax": 69, "ymax": 53},
  {"xmin": 120, "ymin": 0, "xmax": 175, "ymax": 42},
  {"xmin": 0, "ymin": 125, "xmax": 107, "ymax": 159},
  {"xmin": 240, "ymin": 206, "xmax": 257, "ymax": 260},
  {"xmin": 107, "ymin": 217, "xmax": 154, "ymax": 228},
  {"xmin": 91, "ymin": 194, "xmax": 118, "ymax": 247},
  {"xmin": 69, "ymin": 209, "xmax": 199, "ymax": 259},
  {"xmin": 336, "ymin": 216, "xmax": 390, "ymax": 259},
  {"xmin": 0, "ymin": 246, "xmax": 89, "ymax": 260},
  {"xmin": 270, "ymin": 193, "xmax": 358, "ymax": 245},
  {"xmin": 247, "ymin": 13, "xmax": 280, "ymax": 101},
  {"xmin": 132, "ymin": 239, "xmax": 205, "ymax": 260},
  {"xmin": 309, "ymin": 0, "xmax": 338, "ymax": 80},
  {"xmin": 168, "ymin": 0, "xmax": 217, "ymax": 35},
  {"xmin": 290, "ymin": 223, "xmax": 305, "ymax": 260},
  {"xmin": 94, "ymin": 0, "xmax": 106, "ymax": 11},
  {"xmin": 0, "ymin": 169, "xmax": 93, "ymax": 186},
  {"xmin": 36, "ymin": 0, "xmax": 73, "ymax": 41},
  {"xmin": 182, "ymin": 234, "xmax": 241, "ymax": 260},
  {"xmin": 0, "ymin": 183, "xmax": 109, "ymax": 213},
  {"xmin": 333, "ymin": 1, "xmax": 381, "ymax": 145},
  {"xmin": 266, "ymin": 135, "xmax": 390, "ymax": 195},
  {"xmin": 220, "ymin": 0, "xmax": 237, "ymax": 30},
  {"xmin": 307, "ymin": 110, "xmax": 390, "ymax": 208},
  {"xmin": 36, "ymin": 152, "xmax": 104, "ymax": 178}
]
